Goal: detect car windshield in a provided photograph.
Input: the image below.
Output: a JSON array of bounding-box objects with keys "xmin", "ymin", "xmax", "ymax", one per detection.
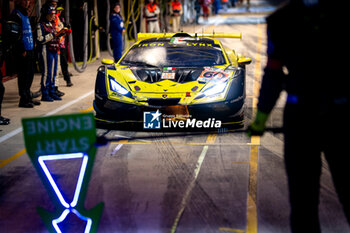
[{"xmin": 120, "ymin": 40, "xmax": 226, "ymax": 67}]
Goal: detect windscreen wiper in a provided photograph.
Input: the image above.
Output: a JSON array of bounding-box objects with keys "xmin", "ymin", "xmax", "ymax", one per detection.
[{"xmin": 121, "ymin": 60, "xmax": 160, "ymax": 69}]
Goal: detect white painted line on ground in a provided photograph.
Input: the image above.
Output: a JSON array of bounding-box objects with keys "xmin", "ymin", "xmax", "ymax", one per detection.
[
  {"xmin": 43, "ymin": 91, "xmax": 94, "ymax": 116},
  {"xmin": 171, "ymin": 145, "xmax": 209, "ymax": 233},
  {"xmin": 0, "ymin": 91, "xmax": 94, "ymax": 144},
  {"xmin": 0, "ymin": 128, "xmax": 23, "ymax": 144},
  {"xmin": 111, "ymin": 144, "xmax": 124, "ymax": 156}
]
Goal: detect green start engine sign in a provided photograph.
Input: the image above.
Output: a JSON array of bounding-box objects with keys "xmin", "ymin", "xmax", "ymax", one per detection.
[
  {"xmin": 22, "ymin": 113, "xmax": 96, "ymax": 156},
  {"xmin": 22, "ymin": 113, "xmax": 103, "ymax": 233}
]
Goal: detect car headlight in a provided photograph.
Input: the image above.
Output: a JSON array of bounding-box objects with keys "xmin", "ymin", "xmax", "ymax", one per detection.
[
  {"xmin": 195, "ymin": 81, "xmax": 228, "ymax": 99},
  {"xmin": 202, "ymin": 82, "xmax": 228, "ymax": 96},
  {"xmin": 109, "ymin": 78, "xmax": 132, "ymax": 97}
]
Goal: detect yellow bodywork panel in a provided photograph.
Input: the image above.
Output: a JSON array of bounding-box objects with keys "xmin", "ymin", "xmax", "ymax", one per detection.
[{"xmin": 105, "ymin": 65, "xmax": 235, "ymax": 106}]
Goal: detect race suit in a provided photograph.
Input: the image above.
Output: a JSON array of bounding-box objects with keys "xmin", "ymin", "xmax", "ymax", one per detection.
[
  {"xmin": 170, "ymin": 1, "xmax": 182, "ymax": 32},
  {"xmin": 145, "ymin": 3, "xmax": 160, "ymax": 33},
  {"xmin": 110, "ymin": 13, "xmax": 125, "ymax": 62},
  {"xmin": 36, "ymin": 19, "xmax": 60, "ymax": 99}
]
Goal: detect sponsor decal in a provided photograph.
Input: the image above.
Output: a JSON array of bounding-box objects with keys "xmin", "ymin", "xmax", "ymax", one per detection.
[
  {"xmin": 162, "ymin": 117, "xmax": 222, "ymax": 129},
  {"xmin": 161, "ymin": 67, "xmax": 176, "ymax": 80},
  {"xmin": 163, "ymin": 67, "xmax": 176, "ymax": 71},
  {"xmin": 143, "ymin": 110, "xmax": 162, "ymax": 129},
  {"xmin": 161, "ymin": 72, "xmax": 175, "ymax": 80},
  {"xmin": 138, "ymin": 42, "xmax": 214, "ymax": 47},
  {"xmin": 170, "ymin": 37, "xmax": 186, "ymax": 44},
  {"xmin": 143, "ymin": 110, "xmax": 222, "ymax": 129},
  {"xmin": 198, "ymin": 70, "xmax": 229, "ymax": 83}
]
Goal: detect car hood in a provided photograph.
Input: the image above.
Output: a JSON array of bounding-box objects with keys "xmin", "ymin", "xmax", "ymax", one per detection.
[{"xmin": 120, "ymin": 66, "xmax": 235, "ymax": 94}]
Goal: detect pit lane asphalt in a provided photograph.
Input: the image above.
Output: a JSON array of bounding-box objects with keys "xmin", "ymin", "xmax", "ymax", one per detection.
[{"xmin": 1, "ymin": 22, "xmax": 349, "ymax": 233}]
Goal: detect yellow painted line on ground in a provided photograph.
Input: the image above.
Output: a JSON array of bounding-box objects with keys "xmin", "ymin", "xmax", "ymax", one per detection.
[
  {"xmin": 250, "ymin": 135, "xmax": 260, "ymax": 146},
  {"xmin": 247, "ymin": 144, "xmax": 259, "ymax": 233},
  {"xmin": 81, "ymin": 105, "xmax": 94, "ymax": 113},
  {"xmin": 246, "ymin": 24, "xmax": 264, "ymax": 233},
  {"xmin": 0, "ymin": 149, "xmax": 26, "ymax": 169},
  {"xmin": 118, "ymin": 139, "xmax": 129, "ymax": 144},
  {"xmin": 219, "ymin": 227, "xmax": 245, "ymax": 233},
  {"xmin": 111, "ymin": 141, "xmax": 255, "ymax": 146},
  {"xmin": 1, "ymin": 105, "xmax": 94, "ymax": 169},
  {"xmin": 206, "ymin": 133, "xmax": 217, "ymax": 144}
]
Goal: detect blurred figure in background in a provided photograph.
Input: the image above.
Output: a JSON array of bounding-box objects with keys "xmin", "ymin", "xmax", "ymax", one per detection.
[
  {"xmin": 37, "ymin": 5, "xmax": 67, "ymax": 102},
  {"xmin": 110, "ymin": 2, "xmax": 125, "ymax": 62},
  {"xmin": 49, "ymin": 0, "xmax": 65, "ymax": 97},
  {"xmin": 0, "ymin": 15, "xmax": 10, "ymax": 124},
  {"xmin": 201, "ymin": 0, "xmax": 210, "ymax": 21},
  {"xmin": 10, "ymin": 0, "xmax": 40, "ymax": 108},
  {"xmin": 213, "ymin": 0, "xmax": 221, "ymax": 15},
  {"xmin": 0, "ymin": 62, "xmax": 9, "ymax": 124},
  {"xmin": 145, "ymin": 0, "xmax": 160, "ymax": 33},
  {"xmin": 170, "ymin": 0, "xmax": 182, "ymax": 32},
  {"xmin": 56, "ymin": 6, "xmax": 73, "ymax": 87},
  {"xmin": 248, "ymin": 0, "xmax": 350, "ymax": 232},
  {"xmin": 194, "ymin": 0, "xmax": 201, "ymax": 24},
  {"xmin": 221, "ymin": 0, "xmax": 229, "ymax": 11}
]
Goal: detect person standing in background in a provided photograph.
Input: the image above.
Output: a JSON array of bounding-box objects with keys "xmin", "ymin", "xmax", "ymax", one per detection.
[
  {"xmin": 170, "ymin": 0, "xmax": 182, "ymax": 32},
  {"xmin": 56, "ymin": 6, "xmax": 73, "ymax": 87},
  {"xmin": 213, "ymin": 0, "xmax": 221, "ymax": 15},
  {"xmin": 110, "ymin": 2, "xmax": 125, "ymax": 63},
  {"xmin": 49, "ymin": 0, "xmax": 65, "ymax": 97},
  {"xmin": 145, "ymin": 0, "xmax": 160, "ymax": 33},
  {"xmin": 0, "ymin": 14, "xmax": 10, "ymax": 125},
  {"xmin": 194, "ymin": 0, "xmax": 201, "ymax": 24},
  {"xmin": 201, "ymin": 0, "xmax": 210, "ymax": 21},
  {"xmin": 0, "ymin": 62, "xmax": 9, "ymax": 124},
  {"xmin": 37, "ymin": 5, "xmax": 66, "ymax": 102},
  {"xmin": 10, "ymin": 0, "xmax": 40, "ymax": 108}
]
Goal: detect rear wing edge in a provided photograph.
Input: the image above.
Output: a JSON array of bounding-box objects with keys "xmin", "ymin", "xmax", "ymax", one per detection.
[{"xmin": 137, "ymin": 32, "xmax": 242, "ymax": 41}]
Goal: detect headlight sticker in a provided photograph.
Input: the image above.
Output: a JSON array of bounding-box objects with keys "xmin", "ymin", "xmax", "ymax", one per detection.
[{"xmin": 198, "ymin": 70, "xmax": 229, "ymax": 83}]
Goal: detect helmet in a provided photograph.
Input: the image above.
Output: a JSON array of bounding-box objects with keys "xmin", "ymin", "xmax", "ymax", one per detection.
[
  {"xmin": 302, "ymin": 0, "xmax": 319, "ymax": 7},
  {"xmin": 41, "ymin": 3, "xmax": 56, "ymax": 16},
  {"xmin": 47, "ymin": 5, "xmax": 56, "ymax": 14},
  {"xmin": 3, "ymin": 21, "xmax": 21, "ymax": 42},
  {"xmin": 112, "ymin": 1, "xmax": 121, "ymax": 8},
  {"xmin": 291, "ymin": 0, "xmax": 319, "ymax": 7}
]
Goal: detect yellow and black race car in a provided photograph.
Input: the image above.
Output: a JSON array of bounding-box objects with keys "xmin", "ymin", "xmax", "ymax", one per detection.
[{"xmin": 94, "ymin": 32, "xmax": 251, "ymax": 130}]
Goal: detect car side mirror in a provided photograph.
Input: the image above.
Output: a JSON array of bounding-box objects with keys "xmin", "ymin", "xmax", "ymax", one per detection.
[
  {"xmin": 238, "ymin": 57, "xmax": 252, "ymax": 65},
  {"xmin": 102, "ymin": 59, "xmax": 114, "ymax": 65}
]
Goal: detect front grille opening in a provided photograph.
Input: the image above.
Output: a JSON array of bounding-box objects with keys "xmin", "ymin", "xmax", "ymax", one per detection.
[
  {"xmin": 132, "ymin": 68, "xmax": 203, "ymax": 83},
  {"xmin": 148, "ymin": 98, "xmax": 181, "ymax": 106}
]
